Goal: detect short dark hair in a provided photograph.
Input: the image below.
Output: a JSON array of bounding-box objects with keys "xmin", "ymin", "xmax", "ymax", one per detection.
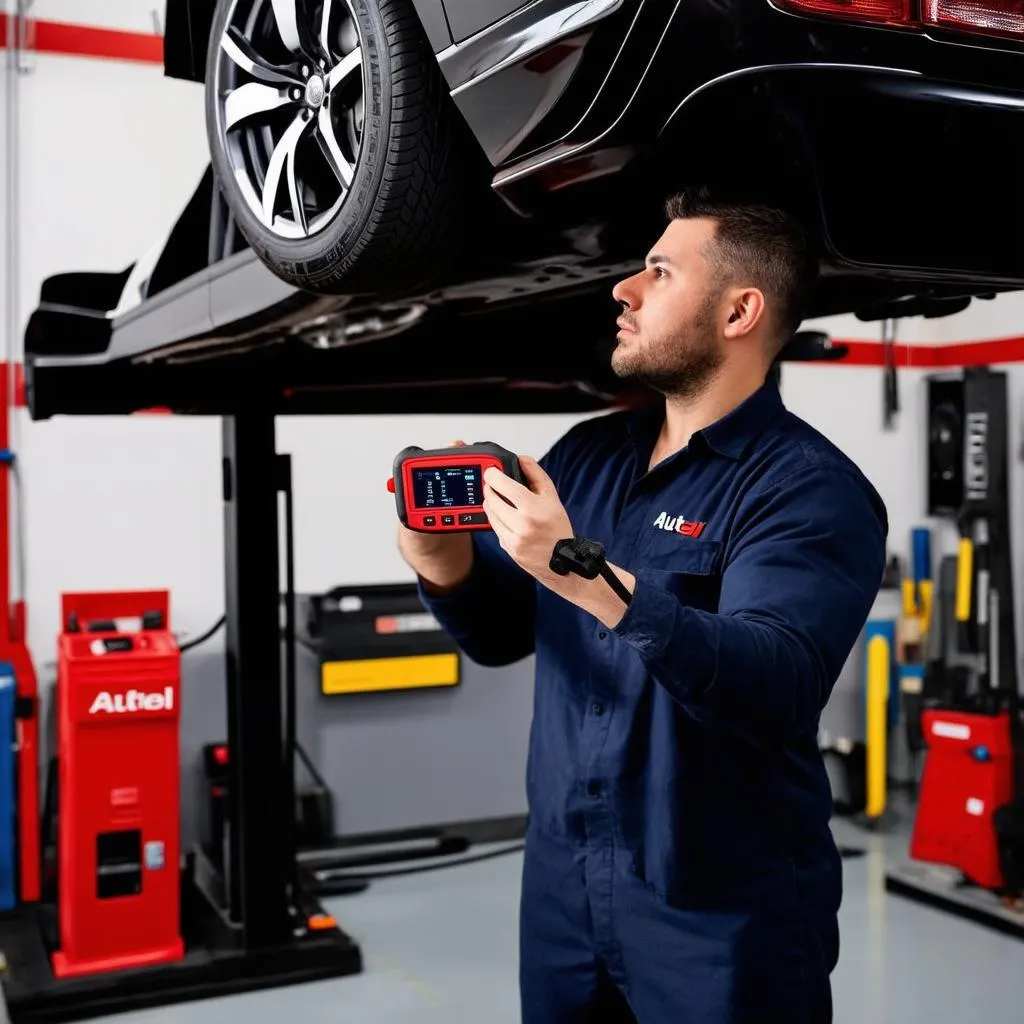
[{"xmin": 665, "ymin": 187, "xmax": 817, "ymax": 352}]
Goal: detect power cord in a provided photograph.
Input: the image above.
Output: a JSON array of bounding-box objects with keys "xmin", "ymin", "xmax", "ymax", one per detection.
[{"xmin": 177, "ymin": 615, "xmax": 225, "ymax": 653}]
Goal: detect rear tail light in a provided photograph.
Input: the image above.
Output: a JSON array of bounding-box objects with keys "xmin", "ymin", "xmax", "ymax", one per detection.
[
  {"xmin": 775, "ymin": 0, "xmax": 1024, "ymax": 37},
  {"xmin": 775, "ymin": 0, "xmax": 911, "ymax": 25},
  {"xmin": 923, "ymin": 0, "xmax": 1024, "ymax": 39}
]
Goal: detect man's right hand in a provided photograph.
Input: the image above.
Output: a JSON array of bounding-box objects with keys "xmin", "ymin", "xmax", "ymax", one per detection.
[{"xmin": 396, "ymin": 440, "xmax": 475, "ymax": 595}]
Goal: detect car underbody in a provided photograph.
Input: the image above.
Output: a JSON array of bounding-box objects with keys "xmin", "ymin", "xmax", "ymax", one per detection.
[{"xmin": 23, "ymin": 0, "xmax": 1024, "ymax": 418}]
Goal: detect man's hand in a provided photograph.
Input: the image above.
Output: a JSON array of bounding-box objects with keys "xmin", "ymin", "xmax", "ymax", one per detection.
[
  {"xmin": 482, "ymin": 457, "xmax": 635, "ymax": 628},
  {"xmin": 482, "ymin": 456, "xmax": 574, "ymax": 590},
  {"xmin": 397, "ymin": 439, "xmax": 474, "ymax": 594}
]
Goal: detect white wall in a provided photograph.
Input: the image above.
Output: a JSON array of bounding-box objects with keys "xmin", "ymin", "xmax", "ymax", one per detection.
[
  {"xmin": 27, "ymin": 1, "xmax": 165, "ymax": 34},
  {"xmin": 4, "ymin": 2, "xmax": 1024, "ymax": 726},
  {"xmin": 7, "ymin": 15, "xmax": 217, "ymax": 666}
]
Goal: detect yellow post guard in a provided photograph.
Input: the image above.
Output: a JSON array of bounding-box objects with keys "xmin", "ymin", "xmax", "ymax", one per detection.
[{"xmin": 866, "ymin": 634, "xmax": 890, "ymax": 819}]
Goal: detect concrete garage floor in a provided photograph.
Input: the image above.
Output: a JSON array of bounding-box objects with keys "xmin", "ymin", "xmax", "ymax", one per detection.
[{"xmin": 109, "ymin": 817, "xmax": 1024, "ymax": 1024}]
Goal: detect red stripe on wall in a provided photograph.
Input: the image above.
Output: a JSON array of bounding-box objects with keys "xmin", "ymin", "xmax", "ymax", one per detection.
[
  {"xmin": 818, "ymin": 336, "xmax": 1024, "ymax": 369},
  {"xmin": 0, "ymin": 14, "xmax": 164, "ymax": 65}
]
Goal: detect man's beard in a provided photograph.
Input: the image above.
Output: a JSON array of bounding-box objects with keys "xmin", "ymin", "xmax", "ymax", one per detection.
[{"xmin": 612, "ymin": 296, "xmax": 723, "ymax": 401}]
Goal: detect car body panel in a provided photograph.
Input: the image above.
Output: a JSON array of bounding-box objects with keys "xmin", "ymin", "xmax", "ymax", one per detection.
[
  {"xmin": 444, "ymin": 0, "xmax": 533, "ymax": 44},
  {"xmin": 410, "ymin": 0, "xmax": 452, "ymax": 51},
  {"xmin": 104, "ymin": 276, "xmax": 215, "ymax": 363},
  {"xmin": 163, "ymin": 0, "xmax": 214, "ymax": 82},
  {"xmin": 436, "ymin": 0, "xmax": 627, "ymax": 164},
  {"xmin": 673, "ymin": 65, "xmax": 1024, "ymax": 289}
]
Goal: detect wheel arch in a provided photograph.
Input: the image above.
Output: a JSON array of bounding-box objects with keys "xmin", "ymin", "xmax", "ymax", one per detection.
[
  {"xmin": 656, "ymin": 61, "xmax": 1024, "ymax": 287},
  {"xmin": 653, "ymin": 67, "xmax": 827, "ymax": 248}
]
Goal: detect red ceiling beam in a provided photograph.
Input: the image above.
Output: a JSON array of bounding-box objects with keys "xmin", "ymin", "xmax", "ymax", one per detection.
[{"xmin": 826, "ymin": 336, "xmax": 1024, "ymax": 368}]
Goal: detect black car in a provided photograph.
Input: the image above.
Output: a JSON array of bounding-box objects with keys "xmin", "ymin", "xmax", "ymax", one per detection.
[{"xmin": 24, "ymin": 0, "xmax": 1024, "ymax": 417}]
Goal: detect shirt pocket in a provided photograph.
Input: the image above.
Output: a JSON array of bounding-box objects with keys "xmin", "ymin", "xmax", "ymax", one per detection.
[{"xmin": 640, "ymin": 538, "xmax": 724, "ymax": 613}]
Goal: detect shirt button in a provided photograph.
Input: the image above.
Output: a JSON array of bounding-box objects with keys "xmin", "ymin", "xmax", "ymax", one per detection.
[
  {"xmin": 597, "ymin": 631, "xmax": 607, "ymax": 640},
  {"xmin": 592, "ymin": 702, "xmax": 605, "ymax": 716}
]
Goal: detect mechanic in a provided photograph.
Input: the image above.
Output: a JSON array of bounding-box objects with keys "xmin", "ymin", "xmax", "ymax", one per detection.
[{"xmin": 397, "ymin": 187, "xmax": 888, "ymax": 1023}]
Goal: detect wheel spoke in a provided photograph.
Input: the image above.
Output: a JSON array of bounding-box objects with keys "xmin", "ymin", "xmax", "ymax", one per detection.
[
  {"xmin": 221, "ymin": 29, "xmax": 298, "ymax": 85},
  {"xmin": 319, "ymin": 0, "xmax": 335, "ymax": 58},
  {"xmin": 317, "ymin": 105, "xmax": 354, "ymax": 189},
  {"xmin": 286, "ymin": 143, "xmax": 308, "ymax": 235},
  {"xmin": 219, "ymin": 2, "xmax": 362, "ymax": 239},
  {"xmin": 262, "ymin": 114, "xmax": 311, "ymax": 227},
  {"xmin": 270, "ymin": 0, "xmax": 303, "ymax": 54},
  {"xmin": 224, "ymin": 82, "xmax": 294, "ymax": 130},
  {"xmin": 328, "ymin": 45, "xmax": 362, "ymax": 92}
]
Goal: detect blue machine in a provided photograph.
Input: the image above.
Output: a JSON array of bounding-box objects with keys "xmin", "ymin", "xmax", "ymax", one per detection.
[{"xmin": 0, "ymin": 661, "xmax": 16, "ymax": 910}]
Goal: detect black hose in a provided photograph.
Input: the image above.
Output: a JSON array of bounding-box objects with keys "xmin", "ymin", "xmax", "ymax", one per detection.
[{"xmin": 309, "ymin": 841, "xmax": 526, "ymax": 885}]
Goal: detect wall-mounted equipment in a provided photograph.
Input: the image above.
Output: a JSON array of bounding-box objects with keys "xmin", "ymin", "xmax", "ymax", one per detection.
[
  {"xmin": 888, "ymin": 367, "xmax": 1024, "ymax": 934},
  {"xmin": 301, "ymin": 584, "xmax": 461, "ymax": 696}
]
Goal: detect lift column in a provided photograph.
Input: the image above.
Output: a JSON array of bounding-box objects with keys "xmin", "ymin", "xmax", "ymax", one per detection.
[{"xmin": 221, "ymin": 412, "xmax": 293, "ymax": 943}]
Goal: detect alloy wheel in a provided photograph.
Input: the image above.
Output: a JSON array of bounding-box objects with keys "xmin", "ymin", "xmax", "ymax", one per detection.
[{"xmin": 213, "ymin": 0, "xmax": 365, "ymax": 240}]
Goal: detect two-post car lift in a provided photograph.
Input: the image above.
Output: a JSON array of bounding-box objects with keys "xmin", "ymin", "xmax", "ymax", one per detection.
[{"xmin": 0, "ymin": 408, "xmax": 361, "ymax": 1023}]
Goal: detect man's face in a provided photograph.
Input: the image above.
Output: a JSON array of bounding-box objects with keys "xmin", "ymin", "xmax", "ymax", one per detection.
[{"xmin": 610, "ymin": 217, "xmax": 726, "ymax": 398}]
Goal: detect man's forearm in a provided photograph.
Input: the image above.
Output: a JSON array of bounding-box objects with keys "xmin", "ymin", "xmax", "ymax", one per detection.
[
  {"xmin": 414, "ymin": 533, "xmax": 539, "ymax": 668},
  {"xmin": 416, "ymin": 556, "xmax": 473, "ymax": 596},
  {"xmin": 399, "ymin": 529, "xmax": 474, "ymax": 596},
  {"xmin": 554, "ymin": 561, "xmax": 825, "ymax": 743},
  {"xmin": 556, "ymin": 562, "xmax": 636, "ymax": 629}
]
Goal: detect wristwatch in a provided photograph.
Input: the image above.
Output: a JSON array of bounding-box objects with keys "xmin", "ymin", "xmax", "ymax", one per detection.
[{"xmin": 549, "ymin": 537, "xmax": 633, "ymax": 607}]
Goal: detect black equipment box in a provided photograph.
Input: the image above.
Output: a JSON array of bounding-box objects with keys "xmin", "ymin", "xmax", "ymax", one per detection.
[{"xmin": 299, "ymin": 583, "xmax": 461, "ymax": 695}]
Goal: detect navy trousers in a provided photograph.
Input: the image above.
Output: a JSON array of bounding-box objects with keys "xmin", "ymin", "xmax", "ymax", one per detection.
[{"xmin": 518, "ymin": 826, "xmax": 837, "ymax": 1024}]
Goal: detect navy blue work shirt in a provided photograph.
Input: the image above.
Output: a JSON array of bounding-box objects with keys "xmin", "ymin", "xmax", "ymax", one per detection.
[{"xmin": 420, "ymin": 378, "xmax": 887, "ymax": 910}]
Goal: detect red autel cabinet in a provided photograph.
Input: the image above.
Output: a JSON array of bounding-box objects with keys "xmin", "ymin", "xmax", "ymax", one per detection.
[{"xmin": 52, "ymin": 591, "xmax": 184, "ymax": 979}]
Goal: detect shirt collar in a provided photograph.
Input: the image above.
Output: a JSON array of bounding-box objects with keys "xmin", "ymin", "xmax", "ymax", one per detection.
[
  {"xmin": 697, "ymin": 376, "xmax": 785, "ymax": 459},
  {"xmin": 626, "ymin": 376, "xmax": 785, "ymax": 461}
]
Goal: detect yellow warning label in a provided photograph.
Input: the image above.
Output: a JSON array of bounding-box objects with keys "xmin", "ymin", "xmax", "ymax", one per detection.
[{"xmin": 321, "ymin": 653, "xmax": 460, "ymax": 695}]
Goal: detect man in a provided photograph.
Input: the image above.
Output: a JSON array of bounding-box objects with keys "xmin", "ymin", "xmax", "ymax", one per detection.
[{"xmin": 397, "ymin": 188, "xmax": 888, "ymax": 1023}]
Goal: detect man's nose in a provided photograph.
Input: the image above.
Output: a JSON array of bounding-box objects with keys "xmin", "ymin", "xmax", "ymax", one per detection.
[{"xmin": 612, "ymin": 273, "xmax": 641, "ymax": 309}]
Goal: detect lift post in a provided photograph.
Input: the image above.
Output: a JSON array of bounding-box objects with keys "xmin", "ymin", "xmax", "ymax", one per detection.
[
  {"xmin": 0, "ymin": 411, "xmax": 361, "ymax": 1023},
  {"xmin": 221, "ymin": 413, "xmax": 292, "ymax": 944}
]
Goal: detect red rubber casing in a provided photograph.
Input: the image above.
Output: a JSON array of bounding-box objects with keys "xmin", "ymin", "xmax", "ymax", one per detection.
[{"xmin": 389, "ymin": 442, "xmax": 523, "ymax": 533}]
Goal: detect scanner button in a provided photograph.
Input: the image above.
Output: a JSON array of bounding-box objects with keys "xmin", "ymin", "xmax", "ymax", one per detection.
[
  {"xmin": 423, "ymin": 516, "xmax": 436, "ymax": 526},
  {"xmin": 442, "ymin": 515, "xmax": 455, "ymax": 526}
]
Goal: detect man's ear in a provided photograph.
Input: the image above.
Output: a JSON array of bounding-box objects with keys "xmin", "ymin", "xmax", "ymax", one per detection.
[{"xmin": 723, "ymin": 287, "xmax": 767, "ymax": 340}]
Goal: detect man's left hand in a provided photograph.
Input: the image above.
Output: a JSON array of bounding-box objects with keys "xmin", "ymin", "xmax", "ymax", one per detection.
[
  {"xmin": 482, "ymin": 458, "xmax": 635, "ymax": 630},
  {"xmin": 482, "ymin": 457, "xmax": 574, "ymax": 592}
]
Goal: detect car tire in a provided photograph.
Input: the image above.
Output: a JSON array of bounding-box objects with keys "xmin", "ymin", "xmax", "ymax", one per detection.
[{"xmin": 205, "ymin": 0, "xmax": 479, "ymax": 295}]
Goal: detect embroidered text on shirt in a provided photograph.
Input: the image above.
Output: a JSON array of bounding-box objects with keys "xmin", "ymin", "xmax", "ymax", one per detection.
[{"xmin": 652, "ymin": 511, "xmax": 706, "ymax": 538}]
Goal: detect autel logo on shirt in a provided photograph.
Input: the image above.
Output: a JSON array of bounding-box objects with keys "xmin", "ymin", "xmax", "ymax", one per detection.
[{"xmin": 652, "ymin": 511, "xmax": 706, "ymax": 538}]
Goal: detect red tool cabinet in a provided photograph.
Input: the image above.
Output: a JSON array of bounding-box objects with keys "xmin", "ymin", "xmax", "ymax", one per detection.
[
  {"xmin": 51, "ymin": 591, "xmax": 184, "ymax": 979},
  {"xmin": 910, "ymin": 707, "xmax": 1014, "ymax": 890}
]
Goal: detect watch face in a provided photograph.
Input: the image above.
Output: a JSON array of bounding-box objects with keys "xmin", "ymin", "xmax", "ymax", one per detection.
[{"xmin": 549, "ymin": 539, "xmax": 576, "ymax": 576}]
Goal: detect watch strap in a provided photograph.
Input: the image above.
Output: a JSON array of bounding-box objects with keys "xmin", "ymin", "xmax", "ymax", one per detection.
[{"xmin": 550, "ymin": 537, "xmax": 632, "ymax": 606}]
